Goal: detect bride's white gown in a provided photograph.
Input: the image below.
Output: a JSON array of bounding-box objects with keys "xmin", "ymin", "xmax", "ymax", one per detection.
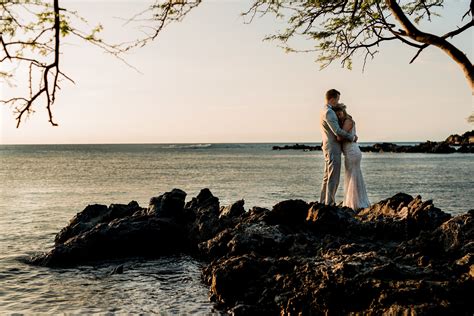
[{"xmin": 342, "ymin": 123, "xmax": 370, "ymax": 210}]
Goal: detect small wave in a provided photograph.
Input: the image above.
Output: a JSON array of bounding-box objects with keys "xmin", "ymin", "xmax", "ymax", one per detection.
[{"xmin": 163, "ymin": 144, "xmax": 212, "ymax": 149}]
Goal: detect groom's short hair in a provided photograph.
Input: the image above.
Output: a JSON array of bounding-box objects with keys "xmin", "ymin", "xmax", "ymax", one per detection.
[{"xmin": 326, "ymin": 89, "xmax": 340, "ymax": 101}]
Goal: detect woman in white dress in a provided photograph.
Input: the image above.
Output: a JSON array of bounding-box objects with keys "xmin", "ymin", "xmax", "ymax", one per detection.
[{"xmin": 332, "ymin": 104, "xmax": 370, "ymax": 210}]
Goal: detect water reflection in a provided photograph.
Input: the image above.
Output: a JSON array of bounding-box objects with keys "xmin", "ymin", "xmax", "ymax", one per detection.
[{"xmin": 1, "ymin": 255, "xmax": 218, "ymax": 314}]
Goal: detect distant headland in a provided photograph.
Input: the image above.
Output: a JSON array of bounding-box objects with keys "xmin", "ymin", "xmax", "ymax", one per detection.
[{"xmin": 273, "ymin": 130, "xmax": 474, "ymax": 153}]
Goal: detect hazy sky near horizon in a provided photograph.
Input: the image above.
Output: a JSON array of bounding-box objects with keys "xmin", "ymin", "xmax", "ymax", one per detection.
[{"xmin": 1, "ymin": 0, "xmax": 473, "ymax": 144}]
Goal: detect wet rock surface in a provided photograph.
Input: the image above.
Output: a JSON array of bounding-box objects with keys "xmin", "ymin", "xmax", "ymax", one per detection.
[{"xmin": 30, "ymin": 189, "xmax": 473, "ymax": 314}]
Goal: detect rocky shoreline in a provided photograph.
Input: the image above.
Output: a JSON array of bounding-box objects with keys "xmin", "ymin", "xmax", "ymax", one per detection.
[
  {"xmin": 273, "ymin": 144, "xmax": 322, "ymax": 151},
  {"xmin": 273, "ymin": 130, "xmax": 474, "ymax": 153},
  {"xmin": 30, "ymin": 189, "xmax": 473, "ymax": 314}
]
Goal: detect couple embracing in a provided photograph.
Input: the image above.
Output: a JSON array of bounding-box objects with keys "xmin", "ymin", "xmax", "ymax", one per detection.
[{"xmin": 320, "ymin": 89, "xmax": 370, "ymax": 210}]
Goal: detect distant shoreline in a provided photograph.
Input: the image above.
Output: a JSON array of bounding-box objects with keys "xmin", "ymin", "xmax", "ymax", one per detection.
[
  {"xmin": 273, "ymin": 130, "xmax": 474, "ymax": 154},
  {"xmin": 273, "ymin": 142, "xmax": 473, "ymax": 154}
]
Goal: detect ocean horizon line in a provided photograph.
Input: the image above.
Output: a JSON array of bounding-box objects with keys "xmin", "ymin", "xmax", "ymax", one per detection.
[{"xmin": 0, "ymin": 141, "xmax": 429, "ymax": 146}]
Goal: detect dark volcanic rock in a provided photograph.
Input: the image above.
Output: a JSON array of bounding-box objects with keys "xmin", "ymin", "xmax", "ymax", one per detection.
[
  {"xmin": 200, "ymin": 221, "xmax": 291, "ymax": 259},
  {"xmin": 399, "ymin": 210, "xmax": 473, "ymax": 257},
  {"xmin": 424, "ymin": 141, "xmax": 457, "ymax": 153},
  {"xmin": 264, "ymin": 199, "xmax": 310, "ymax": 225},
  {"xmin": 357, "ymin": 130, "xmax": 473, "ymax": 154},
  {"xmin": 148, "ymin": 188, "xmax": 187, "ymax": 218},
  {"xmin": 32, "ymin": 215, "xmax": 186, "ymax": 267},
  {"xmin": 272, "ymin": 144, "xmax": 321, "ymax": 151},
  {"xmin": 306, "ymin": 203, "xmax": 356, "ymax": 233},
  {"xmin": 219, "ymin": 199, "xmax": 245, "ymax": 219},
  {"xmin": 360, "ymin": 142, "xmax": 401, "ymax": 153},
  {"xmin": 360, "ymin": 141, "xmax": 457, "ymax": 154},
  {"xmin": 458, "ymin": 144, "xmax": 474, "ymax": 153},
  {"xmin": 201, "ymin": 196, "xmax": 470, "ymax": 314},
  {"xmin": 204, "ymin": 254, "xmax": 272, "ymax": 307},
  {"xmin": 356, "ymin": 193, "xmax": 452, "ymax": 239},
  {"xmin": 278, "ymin": 131, "xmax": 473, "ymax": 154},
  {"xmin": 54, "ymin": 201, "xmax": 142, "ymax": 245},
  {"xmin": 410, "ymin": 141, "xmax": 456, "ymax": 153},
  {"xmin": 30, "ymin": 189, "xmax": 473, "ymax": 314},
  {"xmin": 183, "ymin": 189, "xmax": 223, "ymax": 249},
  {"xmin": 445, "ymin": 130, "xmax": 474, "ymax": 145}
]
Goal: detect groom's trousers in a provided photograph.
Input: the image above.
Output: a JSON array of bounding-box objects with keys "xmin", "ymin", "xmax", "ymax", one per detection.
[{"xmin": 320, "ymin": 148, "xmax": 341, "ymax": 206}]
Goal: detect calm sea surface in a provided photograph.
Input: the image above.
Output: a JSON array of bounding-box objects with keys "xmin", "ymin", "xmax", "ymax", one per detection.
[{"xmin": 0, "ymin": 143, "xmax": 473, "ymax": 313}]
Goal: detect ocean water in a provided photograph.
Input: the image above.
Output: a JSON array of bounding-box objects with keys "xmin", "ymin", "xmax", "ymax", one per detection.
[{"xmin": 0, "ymin": 143, "xmax": 472, "ymax": 313}]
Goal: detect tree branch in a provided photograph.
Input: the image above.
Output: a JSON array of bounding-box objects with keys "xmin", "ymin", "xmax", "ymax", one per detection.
[
  {"xmin": 386, "ymin": 0, "xmax": 473, "ymax": 91},
  {"xmin": 2, "ymin": 0, "xmax": 129, "ymax": 127},
  {"xmin": 409, "ymin": 19, "xmax": 474, "ymax": 64},
  {"xmin": 2, "ymin": 0, "xmax": 62, "ymax": 127},
  {"xmin": 0, "ymin": 35, "xmax": 11, "ymax": 60}
]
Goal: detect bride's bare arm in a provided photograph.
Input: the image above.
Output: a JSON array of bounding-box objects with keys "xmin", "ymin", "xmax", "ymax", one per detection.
[
  {"xmin": 342, "ymin": 118, "xmax": 353, "ymax": 132},
  {"xmin": 337, "ymin": 119, "xmax": 354, "ymax": 141}
]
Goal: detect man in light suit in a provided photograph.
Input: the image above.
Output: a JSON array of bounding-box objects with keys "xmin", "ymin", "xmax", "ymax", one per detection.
[{"xmin": 320, "ymin": 89, "xmax": 357, "ymax": 205}]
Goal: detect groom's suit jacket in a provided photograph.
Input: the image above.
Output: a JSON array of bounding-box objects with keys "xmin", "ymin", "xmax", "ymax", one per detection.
[{"xmin": 320, "ymin": 105, "xmax": 355, "ymax": 154}]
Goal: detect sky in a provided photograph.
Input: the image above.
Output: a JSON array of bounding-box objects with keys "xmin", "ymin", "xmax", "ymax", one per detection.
[{"xmin": 1, "ymin": 0, "xmax": 473, "ymax": 144}]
